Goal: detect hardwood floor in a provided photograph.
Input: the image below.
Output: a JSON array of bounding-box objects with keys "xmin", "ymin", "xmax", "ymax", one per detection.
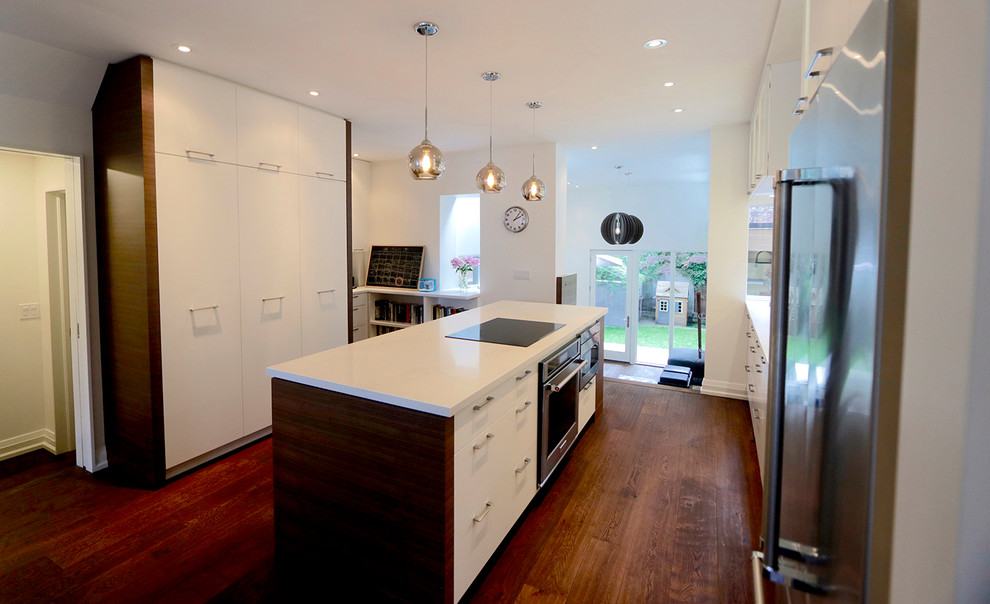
[{"xmin": 0, "ymin": 381, "xmax": 761, "ymax": 603}]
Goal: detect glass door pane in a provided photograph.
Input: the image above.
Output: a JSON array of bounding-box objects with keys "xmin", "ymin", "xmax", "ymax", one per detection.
[
  {"xmin": 675, "ymin": 252, "xmax": 707, "ymax": 355},
  {"xmin": 593, "ymin": 252, "xmax": 630, "ymax": 362},
  {"xmin": 637, "ymin": 251, "xmax": 672, "ymax": 366}
]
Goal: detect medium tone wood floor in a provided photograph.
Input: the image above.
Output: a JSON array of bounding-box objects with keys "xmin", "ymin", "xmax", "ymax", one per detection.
[{"xmin": 0, "ymin": 381, "xmax": 761, "ymax": 603}]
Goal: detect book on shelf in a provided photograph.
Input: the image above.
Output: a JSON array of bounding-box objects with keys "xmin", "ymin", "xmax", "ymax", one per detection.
[
  {"xmin": 432, "ymin": 304, "xmax": 468, "ymax": 320},
  {"xmin": 374, "ymin": 299, "xmax": 424, "ymax": 325}
]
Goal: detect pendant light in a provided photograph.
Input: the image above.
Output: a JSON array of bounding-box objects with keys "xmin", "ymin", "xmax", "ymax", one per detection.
[
  {"xmin": 476, "ymin": 71, "xmax": 505, "ymax": 193},
  {"xmin": 521, "ymin": 101, "xmax": 547, "ymax": 201},
  {"xmin": 408, "ymin": 22, "xmax": 445, "ymax": 180}
]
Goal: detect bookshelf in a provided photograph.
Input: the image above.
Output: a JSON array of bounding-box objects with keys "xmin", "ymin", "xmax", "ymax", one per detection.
[{"xmin": 353, "ymin": 286, "xmax": 481, "ymax": 337}]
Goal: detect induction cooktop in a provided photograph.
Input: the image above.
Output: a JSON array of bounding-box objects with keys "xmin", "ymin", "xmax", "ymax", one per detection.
[{"xmin": 446, "ymin": 317, "xmax": 565, "ymax": 347}]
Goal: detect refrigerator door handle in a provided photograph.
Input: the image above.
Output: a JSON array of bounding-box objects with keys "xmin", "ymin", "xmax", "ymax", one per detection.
[{"xmin": 761, "ymin": 166, "xmax": 855, "ymax": 593}]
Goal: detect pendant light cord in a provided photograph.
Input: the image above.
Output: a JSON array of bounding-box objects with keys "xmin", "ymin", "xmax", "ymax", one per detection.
[
  {"xmin": 424, "ymin": 34, "xmax": 429, "ymax": 140},
  {"xmin": 531, "ymin": 107, "xmax": 537, "ymax": 174},
  {"xmin": 488, "ymin": 79, "xmax": 494, "ymax": 162}
]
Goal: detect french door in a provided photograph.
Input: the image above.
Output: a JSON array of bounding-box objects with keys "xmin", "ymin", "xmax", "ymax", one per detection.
[{"xmin": 592, "ymin": 250, "xmax": 707, "ymax": 366}]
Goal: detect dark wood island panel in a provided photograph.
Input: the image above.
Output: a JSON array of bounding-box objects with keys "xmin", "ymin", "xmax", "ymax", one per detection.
[{"xmin": 272, "ymin": 378, "xmax": 455, "ymax": 603}]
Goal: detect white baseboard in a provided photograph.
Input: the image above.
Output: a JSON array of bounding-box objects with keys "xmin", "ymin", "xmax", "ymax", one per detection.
[
  {"xmin": 700, "ymin": 379, "xmax": 748, "ymax": 401},
  {"xmin": 0, "ymin": 429, "xmax": 57, "ymax": 462}
]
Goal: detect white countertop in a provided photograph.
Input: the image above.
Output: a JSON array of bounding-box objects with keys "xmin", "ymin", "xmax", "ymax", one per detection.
[
  {"xmin": 268, "ymin": 300, "xmax": 606, "ymax": 417},
  {"xmin": 746, "ymin": 296, "xmax": 771, "ymax": 349}
]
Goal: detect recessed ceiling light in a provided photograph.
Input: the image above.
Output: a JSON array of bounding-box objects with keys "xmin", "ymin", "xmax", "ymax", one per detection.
[
  {"xmin": 309, "ymin": 91, "xmax": 319, "ymax": 96},
  {"xmin": 591, "ymin": 146, "xmax": 598, "ymax": 150},
  {"xmin": 662, "ymin": 81, "xmax": 677, "ymax": 87},
  {"xmin": 172, "ymin": 44, "xmax": 192, "ymax": 53},
  {"xmin": 643, "ymin": 38, "xmax": 667, "ymax": 49},
  {"xmin": 673, "ymin": 108, "xmax": 684, "ymax": 113}
]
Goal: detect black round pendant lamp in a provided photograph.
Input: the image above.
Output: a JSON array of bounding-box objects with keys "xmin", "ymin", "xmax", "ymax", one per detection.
[{"xmin": 600, "ymin": 212, "xmax": 644, "ymax": 245}]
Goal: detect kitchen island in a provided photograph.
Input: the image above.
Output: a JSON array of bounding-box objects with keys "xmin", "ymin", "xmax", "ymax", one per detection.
[{"xmin": 268, "ymin": 300, "xmax": 606, "ymax": 603}]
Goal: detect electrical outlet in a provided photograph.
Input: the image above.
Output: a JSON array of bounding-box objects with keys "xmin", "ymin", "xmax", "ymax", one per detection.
[
  {"xmin": 512, "ymin": 270, "xmax": 531, "ymax": 281},
  {"xmin": 19, "ymin": 303, "xmax": 41, "ymax": 320}
]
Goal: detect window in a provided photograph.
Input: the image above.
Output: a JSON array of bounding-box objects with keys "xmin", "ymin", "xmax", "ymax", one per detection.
[
  {"xmin": 658, "ymin": 299, "xmax": 669, "ymax": 312},
  {"xmin": 675, "ymin": 301, "xmax": 684, "ymax": 313}
]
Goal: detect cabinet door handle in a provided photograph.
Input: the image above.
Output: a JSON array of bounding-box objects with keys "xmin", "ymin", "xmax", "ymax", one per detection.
[
  {"xmin": 189, "ymin": 304, "xmax": 219, "ymax": 312},
  {"xmin": 473, "ymin": 501, "xmax": 493, "ymax": 523},
  {"xmin": 515, "ymin": 370, "xmax": 532, "ymax": 381},
  {"xmin": 793, "ymin": 96, "xmax": 809, "ymax": 115},
  {"xmin": 755, "ymin": 365, "xmax": 763, "ymax": 373},
  {"xmin": 515, "ymin": 458, "xmax": 532, "ymax": 473},
  {"xmin": 473, "ymin": 433, "xmax": 495, "ymax": 450},
  {"xmin": 317, "ymin": 289, "xmax": 336, "ymax": 295},
  {"xmin": 516, "ymin": 400, "xmax": 532, "ymax": 413},
  {"xmin": 258, "ymin": 162, "xmax": 282, "ymax": 172},
  {"xmin": 185, "ymin": 149, "xmax": 215, "ymax": 160},
  {"xmin": 473, "ymin": 396, "xmax": 495, "ymax": 411},
  {"xmin": 262, "ymin": 296, "xmax": 285, "ymax": 302},
  {"xmin": 315, "ymin": 171, "xmax": 335, "ymax": 179},
  {"xmin": 749, "ymin": 384, "xmax": 756, "ymax": 393},
  {"xmin": 747, "ymin": 331, "xmax": 752, "ymax": 338},
  {"xmin": 582, "ymin": 381, "xmax": 595, "ymax": 391},
  {"xmin": 750, "ymin": 346, "xmax": 757, "ymax": 353},
  {"xmin": 804, "ymin": 47, "xmax": 834, "ymax": 79}
]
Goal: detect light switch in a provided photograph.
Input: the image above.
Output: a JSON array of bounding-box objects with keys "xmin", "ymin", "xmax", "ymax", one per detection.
[
  {"xmin": 19, "ymin": 303, "xmax": 41, "ymax": 320},
  {"xmin": 512, "ymin": 270, "xmax": 531, "ymax": 281}
]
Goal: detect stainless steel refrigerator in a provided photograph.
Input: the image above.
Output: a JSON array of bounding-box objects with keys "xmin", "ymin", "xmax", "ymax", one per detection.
[{"xmin": 755, "ymin": 0, "xmax": 914, "ymax": 601}]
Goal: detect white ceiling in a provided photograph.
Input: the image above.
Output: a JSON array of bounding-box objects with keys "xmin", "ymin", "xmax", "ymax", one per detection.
[{"xmin": 0, "ymin": 0, "xmax": 784, "ymax": 184}]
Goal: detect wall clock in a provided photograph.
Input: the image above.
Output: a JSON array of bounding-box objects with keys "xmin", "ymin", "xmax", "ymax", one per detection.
[{"xmin": 503, "ymin": 206, "xmax": 529, "ymax": 233}]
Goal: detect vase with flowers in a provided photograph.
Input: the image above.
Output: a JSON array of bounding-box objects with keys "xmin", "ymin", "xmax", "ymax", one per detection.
[{"xmin": 451, "ymin": 255, "xmax": 480, "ymax": 290}]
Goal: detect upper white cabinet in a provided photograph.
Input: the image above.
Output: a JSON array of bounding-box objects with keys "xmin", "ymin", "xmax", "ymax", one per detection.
[
  {"xmin": 153, "ymin": 59, "xmax": 238, "ymax": 163},
  {"xmin": 299, "ymin": 177, "xmax": 349, "ymax": 355},
  {"xmin": 236, "ymin": 86, "xmax": 299, "ymax": 174},
  {"xmin": 802, "ymin": 0, "xmax": 874, "ymax": 102},
  {"xmin": 748, "ymin": 61, "xmax": 802, "ymax": 196},
  {"xmin": 298, "ymin": 106, "xmax": 347, "ymax": 181}
]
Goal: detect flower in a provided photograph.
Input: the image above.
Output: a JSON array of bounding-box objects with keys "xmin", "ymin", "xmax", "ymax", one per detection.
[{"xmin": 451, "ymin": 255, "xmax": 480, "ymax": 273}]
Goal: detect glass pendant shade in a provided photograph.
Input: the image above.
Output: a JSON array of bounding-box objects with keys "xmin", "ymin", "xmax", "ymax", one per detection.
[
  {"xmin": 521, "ymin": 174, "xmax": 546, "ymax": 201},
  {"xmin": 476, "ymin": 161, "xmax": 506, "ymax": 193},
  {"xmin": 409, "ymin": 139, "xmax": 445, "ymax": 180}
]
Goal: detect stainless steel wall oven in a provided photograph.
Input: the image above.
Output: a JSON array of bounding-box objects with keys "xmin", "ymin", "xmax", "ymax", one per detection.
[{"xmin": 538, "ymin": 338, "xmax": 584, "ymax": 486}]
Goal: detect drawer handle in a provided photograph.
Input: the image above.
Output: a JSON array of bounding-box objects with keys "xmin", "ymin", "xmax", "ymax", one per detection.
[
  {"xmin": 750, "ymin": 346, "xmax": 756, "ymax": 353},
  {"xmin": 473, "ymin": 433, "xmax": 495, "ymax": 450},
  {"xmin": 747, "ymin": 331, "xmax": 752, "ymax": 338},
  {"xmin": 258, "ymin": 162, "xmax": 282, "ymax": 172},
  {"xmin": 473, "ymin": 396, "xmax": 495, "ymax": 411},
  {"xmin": 745, "ymin": 365, "xmax": 751, "ymax": 372},
  {"xmin": 317, "ymin": 289, "xmax": 336, "ymax": 295},
  {"xmin": 582, "ymin": 381, "xmax": 594, "ymax": 392},
  {"xmin": 352, "ymin": 327, "xmax": 360, "ymax": 332},
  {"xmin": 262, "ymin": 296, "xmax": 285, "ymax": 302},
  {"xmin": 515, "ymin": 370, "xmax": 532, "ymax": 381},
  {"xmin": 473, "ymin": 501, "xmax": 493, "ymax": 523},
  {"xmin": 185, "ymin": 149, "xmax": 215, "ymax": 160},
  {"xmin": 516, "ymin": 458, "xmax": 532, "ymax": 473},
  {"xmin": 315, "ymin": 171, "xmax": 335, "ymax": 179},
  {"xmin": 793, "ymin": 96, "xmax": 809, "ymax": 116},
  {"xmin": 516, "ymin": 400, "xmax": 532, "ymax": 414},
  {"xmin": 749, "ymin": 384, "xmax": 756, "ymax": 393},
  {"xmin": 189, "ymin": 304, "xmax": 218, "ymax": 312},
  {"xmin": 755, "ymin": 365, "xmax": 763, "ymax": 373},
  {"xmin": 804, "ymin": 47, "xmax": 834, "ymax": 79}
]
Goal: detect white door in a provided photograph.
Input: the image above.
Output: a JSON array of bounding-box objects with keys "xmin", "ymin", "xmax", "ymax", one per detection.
[
  {"xmin": 238, "ymin": 166, "xmax": 301, "ymax": 434},
  {"xmin": 591, "ymin": 252, "xmax": 632, "ymax": 362},
  {"xmin": 236, "ymin": 86, "xmax": 299, "ymax": 173},
  {"xmin": 152, "ymin": 59, "xmax": 237, "ymax": 163},
  {"xmin": 156, "ymin": 153, "xmax": 244, "ymax": 468},
  {"xmin": 297, "ymin": 107, "xmax": 347, "ymax": 181},
  {"xmin": 299, "ymin": 176, "xmax": 348, "ymax": 355}
]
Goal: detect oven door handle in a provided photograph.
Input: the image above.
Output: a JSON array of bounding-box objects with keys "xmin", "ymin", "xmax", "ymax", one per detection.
[{"xmin": 545, "ymin": 360, "xmax": 587, "ymax": 393}]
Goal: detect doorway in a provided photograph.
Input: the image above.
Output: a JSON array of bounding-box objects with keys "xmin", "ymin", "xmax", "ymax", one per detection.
[
  {"xmin": 0, "ymin": 147, "xmax": 92, "ymax": 469},
  {"xmin": 592, "ymin": 250, "xmax": 707, "ymax": 367}
]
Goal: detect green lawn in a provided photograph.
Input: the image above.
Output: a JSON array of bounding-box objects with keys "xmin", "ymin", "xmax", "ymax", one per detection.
[{"xmin": 604, "ymin": 325, "xmax": 706, "ymax": 350}]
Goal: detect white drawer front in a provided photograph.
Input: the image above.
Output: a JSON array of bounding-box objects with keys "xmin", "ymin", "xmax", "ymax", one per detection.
[
  {"xmin": 578, "ymin": 376, "xmax": 596, "ymax": 430},
  {"xmin": 453, "ymin": 367, "xmax": 537, "ymax": 453}
]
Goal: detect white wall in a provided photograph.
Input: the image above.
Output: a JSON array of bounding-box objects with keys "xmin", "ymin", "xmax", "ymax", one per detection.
[
  {"xmin": 892, "ymin": 0, "xmax": 990, "ymax": 600},
  {"xmin": 367, "ymin": 142, "xmax": 560, "ymax": 304},
  {"xmin": 0, "ymin": 35, "xmax": 106, "ymax": 468},
  {"xmin": 0, "ymin": 153, "xmax": 47, "ymax": 455},
  {"xmin": 702, "ymin": 124, "xmax": 750, "ymax": 400},
  {"xmin": 565, "ymin": 181, "xmax": 710, "ymax": 306}
]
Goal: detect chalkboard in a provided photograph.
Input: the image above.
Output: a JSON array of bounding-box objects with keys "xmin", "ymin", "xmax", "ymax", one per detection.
[{"xmin": 365, "ymin": 245, "xmax": 425, "ymax": 289}]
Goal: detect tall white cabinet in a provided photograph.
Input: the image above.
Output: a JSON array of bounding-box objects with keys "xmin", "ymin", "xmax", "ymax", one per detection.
[{"xmin": 93, "ymin": 55, "xmax": 350, "ymax": 487}]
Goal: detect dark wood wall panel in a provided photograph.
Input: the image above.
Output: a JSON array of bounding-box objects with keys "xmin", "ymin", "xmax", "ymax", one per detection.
[
  {"xmin": 92, "ymin": 55, "xmax": 165, "ymax": 488},
  {"xmin": 272, "ymin": 378, "xmax": 454, "ymax": 603}
]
